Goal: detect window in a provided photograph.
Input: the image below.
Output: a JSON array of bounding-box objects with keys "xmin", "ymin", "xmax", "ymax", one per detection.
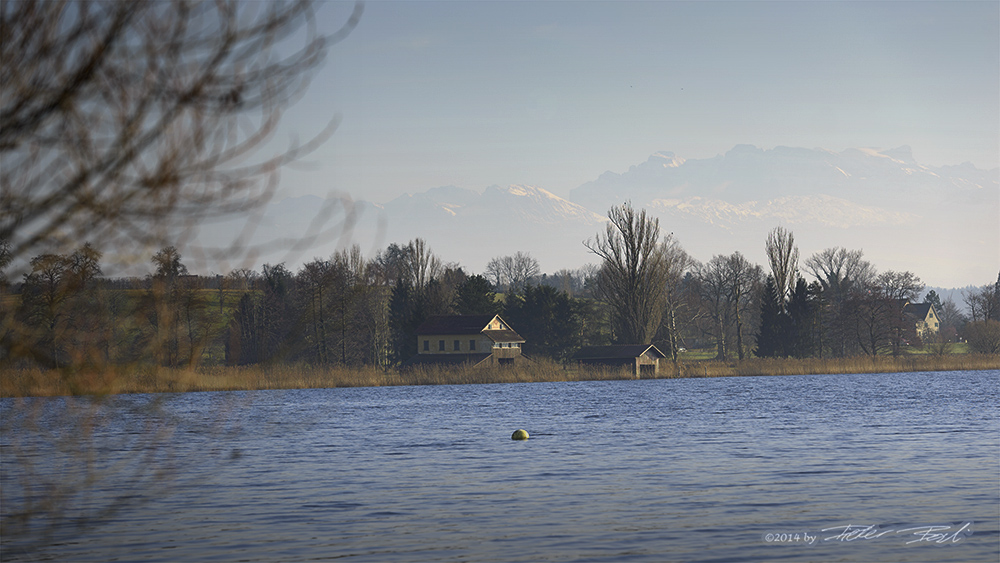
[
  {"xmin": 469, "ymin": 339, "xmax": 476, "ymax": 351},
  {"xmin": 423, "ymin": 340, "xmax": 429, "ymax": 352},
  {"xmin": 438, "ymin": 340, "xmax": 445, "ymax": 351},
  {"xmin": 454, "ymin": 340, "xmax": 461, "ymax": 351}
]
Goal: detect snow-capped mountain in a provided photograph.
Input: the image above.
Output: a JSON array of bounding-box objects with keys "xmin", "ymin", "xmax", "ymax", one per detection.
[
  {"xmin": 646, "ymin": 195, "xmax": 917, "ymax": 230},
  {"xmin": 194, "ymin": 145, "xmax": 998, "ymax": 287},
  {"xmin": 571, "ymin": 144, "xmax": 996, "ymax": 212},
  {"xmin": 569, "ymin": 145, "xmax": 997, "ymax": 287}
]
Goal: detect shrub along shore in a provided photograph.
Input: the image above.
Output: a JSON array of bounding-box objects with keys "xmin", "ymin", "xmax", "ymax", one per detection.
[{"xmin": 2, "ymin": 355, "xmax": 997, "ymax": 398}]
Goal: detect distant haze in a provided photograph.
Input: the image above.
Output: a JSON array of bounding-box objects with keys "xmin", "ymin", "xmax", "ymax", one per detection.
[
  {"xmin": 188, "ymin": 145, "xmax": 999, "ymax": 289},
  {"xmin": 156, "ymin": 1, "xmax": 999, "ymax": 290},
  {"xmin": 278, "ymin": 1, "xmax": 999, "ymax": 205}
]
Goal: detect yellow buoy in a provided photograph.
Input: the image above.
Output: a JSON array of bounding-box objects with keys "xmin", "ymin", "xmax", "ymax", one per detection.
[{"xmin": 511, "ymin": 429, "xmax": 529, "ymax": 440}]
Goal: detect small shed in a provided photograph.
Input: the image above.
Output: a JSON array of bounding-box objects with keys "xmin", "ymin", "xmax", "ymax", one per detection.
[{"xmin": 571, "ymin": 345, "xmax": 667, "ymax": 378}]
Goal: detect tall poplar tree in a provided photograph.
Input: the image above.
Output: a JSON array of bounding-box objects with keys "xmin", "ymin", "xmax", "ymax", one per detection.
[{"xmin": 585, "ymin": 203, "xmax": 670, "ymax": 345}]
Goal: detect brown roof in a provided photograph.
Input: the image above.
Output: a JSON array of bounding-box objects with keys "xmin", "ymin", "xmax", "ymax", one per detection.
[
  {"xmin": 416, "ymin": 315, "xmax": 524, "ymax": 343},
  {"xmin": 572, "ymin": 345, "xmax": 666, "ymax": 360},
  {"xmin": 417, "ymin": 315, "xmax": 496, "ymax": 335},
  {"xmin": 482, "ymin": 329, "xmax": 524, "ymax": 343},
  {"xmin": 903, "ymin": 302, "xmax": 935, "ymax": 321}
]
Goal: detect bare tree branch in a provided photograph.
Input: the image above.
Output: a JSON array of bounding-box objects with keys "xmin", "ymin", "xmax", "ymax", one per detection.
[
  {"xmin": 1, "ymin": 0, "xmax": 363, "ymax": 271},
  {"xmin": 765, "ymin": 226, "xmax": 798, "ymax": 311},
  {"xmin": 585, "ymin": 203, "xmax": 670, "ymax": 345}
]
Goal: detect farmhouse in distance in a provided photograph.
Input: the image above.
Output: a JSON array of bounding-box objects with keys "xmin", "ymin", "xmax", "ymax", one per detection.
[
  {"xmin": 903, "ymin": 301, "xmax": 941, "ymax": 341},
  {"xmin": 402, "ymin": 315, "xmax": 528, "ymax": 368}
]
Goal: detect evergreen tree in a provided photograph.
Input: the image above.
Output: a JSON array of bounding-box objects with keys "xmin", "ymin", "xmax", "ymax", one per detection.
[
  {"xmin": 259, "ymin": 263, "xmax": 297, "ymax": 363},
  {"xmin": 755, "ymin": 276, "xmax": 787, "ymax": 357},
  {"xmin": 991, "ymin": 271, "xmax": 1000, "ymax": 322},
  {"xmin": 504, "ymin": 284, "xmax": 579, "ymax": 362},
  {"xmin": 787, "ymin": 277, "xmax": 817, "ymax": 357},
  {"xmin": 923, "ymin": 289, "xmax": 943, "ymax": 312},
  {"xmin": 389, "ymin": 279, "xmax": 423, "ymax": 365},
  {"xmin": 455, "ymin": 275, "xmax": 500, "ymax": 316}
]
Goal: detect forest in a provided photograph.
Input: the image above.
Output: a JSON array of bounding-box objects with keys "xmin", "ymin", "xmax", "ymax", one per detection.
[
  {"xmin": 3, "ymin": 220, "xmax": 999, "ymax": 378},
  {"xmin": 0, "ymin": 1, "xmax": 996, "ymax": 384}
]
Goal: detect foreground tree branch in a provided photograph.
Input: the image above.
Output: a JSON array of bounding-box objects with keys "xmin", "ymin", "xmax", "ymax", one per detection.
[
  {"xmin": 1, "ymin": 0, "xmax": 363, "ymax": 269},
  {"xmin": 0, "ymin": 1, "xmax": 361, "ymax": 555}
]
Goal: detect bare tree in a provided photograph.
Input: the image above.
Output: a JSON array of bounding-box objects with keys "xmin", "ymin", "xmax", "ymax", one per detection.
[
  {"xmin": 0, "ymin": 238, "xmax": 11, "ymax": 290},
  {"xmin": 965, "ymin": 319, "xmax": 1000, "ymax": 354},
  {"xmin": 328, "ymin": 245, "xmax": 370, "ymax": 365},
  {"xmin": 878, "ymin": 270, "xmax": 924, "ymax": 303},
  {"xmin": 805, "ymin": 248, "xmax": 875, "ymax": 298},
  {"xmin": 964, "ymin": 272, "xmax": 1000, "ymax": 323},
  {"xmin": 805, "ymin": 247, "xmax": 876, "ymax": 357},
  {"xmin": 852, "ymin": 271, "xmax": 923, "ymax": 357},
  {"xmin": 226, "ymin": 268, "xmax": 260, "ymax": 291},
  {"xmin": 936, "ymin": 298, "xmax": 965, "ymax": 332},
  {"xmin": 879, "ymin": 270, "xmax": 924, "ymax": 355},
  {"xmin": 726, "ymin": 252, "xmax": 763, "ymax": 360},
  {"xmin": 993, "ymin": 271, "xmax": 1000, "ymax": 322},
  {"xmin": 13, "ymin": 253, "xmax": 71, "ymax": 366},
  {"xmin": 485, "ymin": 251, "xmax": 540, "ymax": 295},
  {"xmin": 659, "ymin": 237, "xmax": 692, "ymax": 364},
  {"xmin": 695, "ymin": 256, "xmax": 734, "ymax": 360},
  {"xmin": 765, "ymin": 227, "xmax": 798, "ymax": 311},
  {"xmin": 961, "ymin": 271, "xmax": 1000, "ymax": 355},
  {"xmin": 1, "ymin": 0, "xmax": 362, "ymax": 271},
  {"xmin": 298, "ymin": 258, "xmax": 332, "ymax": 364},
  {"xmin": 66, "ymin": 243, "xmax": 103, "ymax": 289},
  {"xmin": 586, "ymin": 203, "xmax": 670, "ymax": 345},
  {"xmin": 404, "ymin": 238, "xmax": 442, "ymax": 290},
  {"xmin": 692, "ymin": 252, "xmax": 762, "ymax": 360}
]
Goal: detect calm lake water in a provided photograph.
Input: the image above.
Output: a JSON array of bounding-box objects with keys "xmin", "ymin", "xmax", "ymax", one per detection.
[{"xmin": 2, "ymin": 370, "xmax": 998, "ymax": 562}]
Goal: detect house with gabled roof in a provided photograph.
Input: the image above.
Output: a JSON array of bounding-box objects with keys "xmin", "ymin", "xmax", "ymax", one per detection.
[
  {"xmin": 903, "ymin": 302, "xmax": 941, "ymax": 340},
  {"xmin": 571, "ymin": 344, "xmax": 666, "ymax": 378},
  {"xmin": 402, "ymin": 314, "xmax": 527, "ymax": 368}
]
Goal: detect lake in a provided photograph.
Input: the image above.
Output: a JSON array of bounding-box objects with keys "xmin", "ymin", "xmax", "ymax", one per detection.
[{"xmin": 1, "ymin": 370, "xmax": 998, "ymax": 562}]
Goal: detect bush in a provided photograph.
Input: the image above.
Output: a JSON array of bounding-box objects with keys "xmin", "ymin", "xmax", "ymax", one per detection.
[{"xmin": 964, "ymin": 320, "xmax": 1000, "ymax": 354}]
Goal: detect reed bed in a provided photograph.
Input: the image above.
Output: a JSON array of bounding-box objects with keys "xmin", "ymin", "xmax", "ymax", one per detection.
[
  {"xmin": 667, "ymin": 354, "xmax": 1000, "ymax": 378},
  {"xmin": 2, "ymin": 355, "xmax": 997, "ymax": 397}
]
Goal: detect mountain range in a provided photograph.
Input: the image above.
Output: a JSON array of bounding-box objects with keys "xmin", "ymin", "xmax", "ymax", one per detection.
[{"xmin": 195, "ymin": 145, "xmax": 999, "ymax": 288}]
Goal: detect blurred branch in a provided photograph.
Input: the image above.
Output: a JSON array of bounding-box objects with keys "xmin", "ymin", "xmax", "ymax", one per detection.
[
  {"xmin": 1, "ymin": 0, "xmax": 363, "ymax": 270},
  {"xmin": 0, "ymin": 1, "xmax": 362, "ymax": 555}
]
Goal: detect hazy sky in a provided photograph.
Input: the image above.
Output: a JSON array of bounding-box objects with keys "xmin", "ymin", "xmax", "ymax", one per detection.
[{"xmin": 277, "ymin": 0, "xmax": 999, "ymax": 203}]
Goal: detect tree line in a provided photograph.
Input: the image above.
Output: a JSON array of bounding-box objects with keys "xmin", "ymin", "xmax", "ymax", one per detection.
[
  {"xmin": 0, "ymin": 239, "xmax": 605, "ymax": 371},
  {"xmin": 3, "ymin": 208, "xmax": 998, "ymax": 373},
  {"xmin": 587, "ymin": 204, "xmax": 1000, "ymax": 361}
]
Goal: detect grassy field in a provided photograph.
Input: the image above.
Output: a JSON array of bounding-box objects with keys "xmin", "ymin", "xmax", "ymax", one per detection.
[{"xmin": 1, "ymin": 354, "xmax": 996, "ymax": 397}]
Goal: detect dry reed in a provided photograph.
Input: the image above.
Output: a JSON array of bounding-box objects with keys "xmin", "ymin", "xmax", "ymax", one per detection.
[
  {"xmin": 666, "ymin": 354, "xmax": 1000, "ymax": 378},
  {"xmin": 2, "ymin": 355, "xmax": 997, "ymax": 398}
]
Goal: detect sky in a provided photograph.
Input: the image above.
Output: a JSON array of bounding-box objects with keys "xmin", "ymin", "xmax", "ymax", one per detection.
[{"xmin": 273, "ymin": 0, "xmax": 1000, "ymax": 204}]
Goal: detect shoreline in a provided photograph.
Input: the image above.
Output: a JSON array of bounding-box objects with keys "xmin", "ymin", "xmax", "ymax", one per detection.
[{"xmin": 2, "ymin": 355, "xmax": 997, "ymax": 398}]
